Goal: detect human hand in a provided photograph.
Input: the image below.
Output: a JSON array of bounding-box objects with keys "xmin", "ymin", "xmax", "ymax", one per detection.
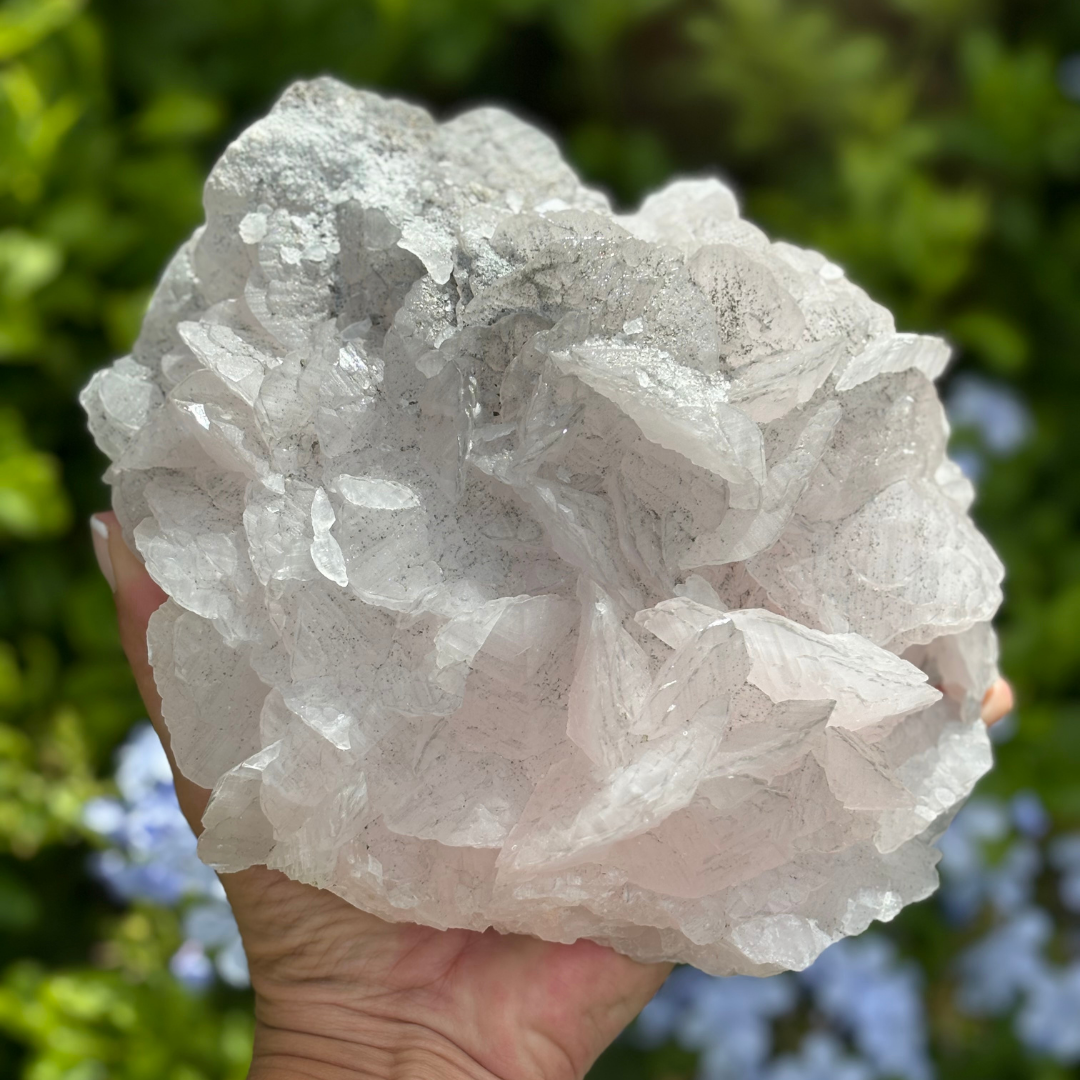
[
  {"xmin": 91, "ymin": 511, "xmax": 1014, "ymax": 1080},
  {"xmin": 91, "ymin": 511, "xmax": 672, "ymax": 1080}
]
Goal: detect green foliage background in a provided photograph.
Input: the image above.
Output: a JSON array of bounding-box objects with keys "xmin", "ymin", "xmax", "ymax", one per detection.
[{"xmin": 0, "ymin": 0, "xmax": 1077, "ymax": 1076}]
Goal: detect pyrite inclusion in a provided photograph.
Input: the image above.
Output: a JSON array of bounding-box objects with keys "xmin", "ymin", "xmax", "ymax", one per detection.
[{"xmin": 82, "ymin": 79, "xmax": 1004, "ymax": 975}]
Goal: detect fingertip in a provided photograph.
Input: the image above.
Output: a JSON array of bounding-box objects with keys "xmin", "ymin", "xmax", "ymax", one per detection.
[
  {"xmin": 91, "ymin": 514, "xmax": 210, "ymax": 830},
  {"xmin": 981, "ymin": 678, "xmax": 1014, "ymax": 726},
  {"xmin": 95, "ymin": 513, "xmax": 168, "ymax": 619},
  {"xmin": 90, "ymin": 514, "xmax": 117, "ymax": 591},
  {"xmin": 91, "ymin": 511, "xmax": 167, "ymax": 680}
]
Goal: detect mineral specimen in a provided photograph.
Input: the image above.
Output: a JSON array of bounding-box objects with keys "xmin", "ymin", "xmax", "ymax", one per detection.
[{"xmin": 82, "ymin": 78, "xmax": 1004, "ymax": 975}]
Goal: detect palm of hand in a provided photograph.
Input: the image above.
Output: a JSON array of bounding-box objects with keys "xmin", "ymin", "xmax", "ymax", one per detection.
[{"xmin": 227, "ymin": 865, "xmax": 670, "ymax": 1080}]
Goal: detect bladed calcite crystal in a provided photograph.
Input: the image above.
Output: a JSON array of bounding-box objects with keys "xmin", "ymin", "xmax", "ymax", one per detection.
[{"xmin": 82, "ymin": 78, "xmax": 1004, "ymax": 975}]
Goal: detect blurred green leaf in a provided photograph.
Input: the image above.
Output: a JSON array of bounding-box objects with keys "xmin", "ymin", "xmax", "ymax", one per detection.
[
  {"xmin": 0, "ymin": 962, "xmax": 253, "ymax": 1080},
  {"xmin": 0, "ymin": 866, "xmax": 38, "ymax": 931},
  {"xmin": 684, "ymin": 0, "xmax": 897, "ymax": 152},
  {"xmin": 133, "ymin": 90, "xmax": 224, "ymax": 143},
  {"xmin": 0, "ymin": 0, "xmax": 84, "ymax": 62},
  {"xmin": 0, "ymin": 643, "xmax": 19, "ymax": 709},
  {"xmin": 0, "ymin": 230, "xmax": 61, "ymax": 299},
  {"xmin": 949, "ymin": 310, "xmax": 1030, "ymax": 375},
  {"xmin": 550, "ymin": 0, "xmax": 678, "ymax": 56},
  {"xmin": 568, "ymin": 121, "xmax": 673, "ymax": 205},
  {"xmin": 0, "ymin": 409, "xmax": 70, "ymax": 539},
  {"xmin": 0, "ymin": 706, "xmax": 100, "ymax": 858}
]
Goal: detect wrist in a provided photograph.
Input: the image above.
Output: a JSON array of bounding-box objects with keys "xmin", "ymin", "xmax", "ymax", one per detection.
[{"xmin": 248, "ymin": 1013, "xmax": 505, "ymax": 1080}]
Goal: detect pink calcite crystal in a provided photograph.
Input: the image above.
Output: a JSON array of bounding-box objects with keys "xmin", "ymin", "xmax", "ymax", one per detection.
[{"xmin": 83, "ymin": 79, "xmax": 1003, "ymax": 974}]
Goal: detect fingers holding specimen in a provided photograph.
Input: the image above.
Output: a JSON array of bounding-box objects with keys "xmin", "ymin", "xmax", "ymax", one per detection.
[
  {"xmin": 90, "ymin": 512, "xmax": 211, "ymax": 829},
  {"xmin": 981, "ymin": 678, "xmax": 1014, "ymax": 726}
]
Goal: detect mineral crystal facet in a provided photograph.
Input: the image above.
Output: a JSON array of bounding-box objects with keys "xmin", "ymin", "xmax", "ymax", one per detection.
[{"xmin": 82, "ymin": 78, "xmax": 1004, "ymax": 975}]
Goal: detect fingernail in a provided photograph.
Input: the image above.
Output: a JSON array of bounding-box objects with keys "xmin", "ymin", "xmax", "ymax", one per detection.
[{"xmin": 90, "ymin": 515, "xmax": 117, "ymax": 592}]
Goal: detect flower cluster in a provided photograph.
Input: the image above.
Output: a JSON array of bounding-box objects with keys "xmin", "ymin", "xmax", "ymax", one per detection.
[
  {"xmin": 636, "ymin": 934, "xmax": 931, "ymax": 1080},
  {"xmin": 943, "ymin": 794, "xmax": 1080, "ymax": 1064},
  {"xmin": 82, "ymin": 723, "xmax": 248, "ymax": 990},
  {"xmin": 81, "ymin": 717, "xmax": 1080, "ymax": 1071},
  {"xmin": 944, "ymin": 374, "xmax": 1033, "ymax": 482},
  {"xmin": 637, "ymin": 783, "xmax": 1080, "ymax": 1078}
]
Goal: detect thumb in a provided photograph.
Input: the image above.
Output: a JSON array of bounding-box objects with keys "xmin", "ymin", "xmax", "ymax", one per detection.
[{"xmin": 91, "ymin": 512, "xmax": 211, "ymax": 831}]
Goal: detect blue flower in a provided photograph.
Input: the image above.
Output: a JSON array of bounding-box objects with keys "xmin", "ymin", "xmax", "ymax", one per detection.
[
  {"xmin": 945, "ymin": 374, "xmax": 1033, "ymax": 456},
  {"xmin": 637, "ymin": 967, "xmax": 797, "ymax": 1080},
  {"xmin": 1048, "ymin": 833, "xmax": 1080, "ymax": 913},
  {"xmin": 987, "ymin": 840, "xmax": 1043, "ymax": 915},
  {"xmin": 169, "ymin": 939, "xmax": 215, "ymax": 991},
  {"xmin": 184, "ymin": 902, "xmax": 250, "ymax": 987},
  {"xmin": 639, "ymin": 935, "xmax": 934, "ymax": 1080},
  {"xmin": 801, "ymin": 937, "xmax": 932, "ymax": 1080},
  {"xmin": 949, "ymin": 448, "xmax": 985, "ymax": 484},
  {"xmin": 83, "ymin": 724, "xmax": 221, "ymax": 905},
  {"xmin": 115, "ymin": 722, "xmax": 175, "ymax": 803},
  {"xmin": 937, "ymin": 798, "xmax": 1010, "ymax": 924},
  {"xmin": 639, "ymin": 786, "xmax": 1076, "ymax": 1079},
  {"xmin": 937, "ymin": 797, "xmax": 1042, "ymax": 923},
  {"xmin": 83, "ymin": 722, "xmax": 249, "ymax": 989},
  {"xmin": 955, "ymin": 909, "xmax": 1053, "ymax": 1016},
  {"xmin": 764, "ymin": 1032, "xmax": 874, "ymax": 1080},
  {"xmin": 1016, "ymin": 962, "xmax": 1080, "ymax": 1063},
  {"xmin": 1059, "ymin": 54, "xmax": 1080, "ymax": 101},
  {"xmin": 214, "ymin": 935, "xmax": 251, "ymax": 988},
  {"xmin": 1010, "ymin": 792, "xmax": 1051, "ymax": 840}
]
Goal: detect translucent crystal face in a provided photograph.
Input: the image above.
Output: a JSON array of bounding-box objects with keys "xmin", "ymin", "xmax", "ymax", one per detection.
[{"xmin": 82, "ymin": 78, "xmax": 1004, "ymax": 975}]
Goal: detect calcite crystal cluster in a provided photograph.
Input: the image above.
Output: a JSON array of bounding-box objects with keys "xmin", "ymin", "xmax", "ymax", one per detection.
[{"xmin": 82, "ymin": 79, "xmax": 1004, "ymax": 975}]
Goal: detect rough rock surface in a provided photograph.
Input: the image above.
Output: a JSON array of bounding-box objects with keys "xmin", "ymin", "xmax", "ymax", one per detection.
[{"xmin": 82, "ymin": 78, "xmax": 1004, "ymax": 975}]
